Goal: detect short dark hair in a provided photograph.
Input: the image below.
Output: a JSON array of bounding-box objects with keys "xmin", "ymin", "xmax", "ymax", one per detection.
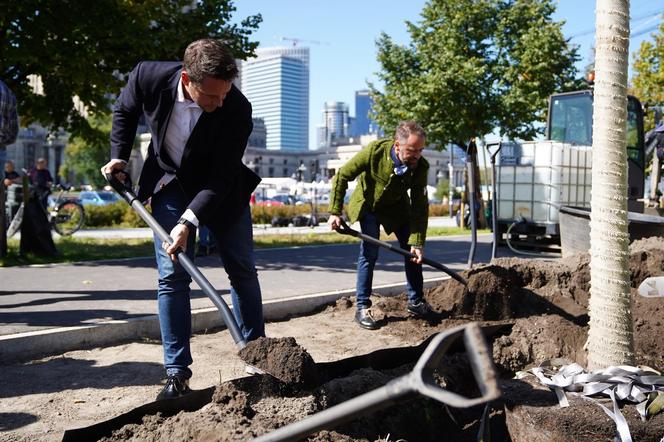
[
  {"xmin": 395, "ymin": 121, "xmax": 426, "ymax": 142},
  {"xmin": 183, "ymin": 39, "xmax": 238, "ymax": 83}
]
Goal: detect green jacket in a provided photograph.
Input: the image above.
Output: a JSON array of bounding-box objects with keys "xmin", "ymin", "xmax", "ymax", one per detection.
[{"xmin": 329, "ymin": 138, "xmax": 429, "ymax": 246}]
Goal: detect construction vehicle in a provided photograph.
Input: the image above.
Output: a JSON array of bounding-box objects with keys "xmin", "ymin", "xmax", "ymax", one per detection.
[{"xmin": 490, "ymin": 88, "xmax": 647, "ymax": 251}]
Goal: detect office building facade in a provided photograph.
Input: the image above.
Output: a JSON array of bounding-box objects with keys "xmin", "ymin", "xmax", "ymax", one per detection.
[
  {"xmin": 241, "ymin": 47, "xmax": 309, "ymax": 151},
  {"xmin": 316, "ymin": 101, "xmax": 351, "ymax": 148}
]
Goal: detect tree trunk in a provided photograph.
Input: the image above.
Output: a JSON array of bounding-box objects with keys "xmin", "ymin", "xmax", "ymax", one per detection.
[{"xmin": 587, "ymin": 0, "xmax": 634, "ymax": 370}]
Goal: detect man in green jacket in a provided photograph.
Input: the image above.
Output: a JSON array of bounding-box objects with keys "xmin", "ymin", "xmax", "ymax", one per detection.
[{"xmin": 329, "ymin": 121, "xmax": 435, "ymax": 330}]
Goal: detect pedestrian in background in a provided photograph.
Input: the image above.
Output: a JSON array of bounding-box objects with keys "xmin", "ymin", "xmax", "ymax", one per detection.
[
  {"xmin": 328, "ymin": 121, "xmax": 436, "ymax": 330},
  {"xmin": 3, "ymin": 160, "xmax": 21, "ymax": 187},
  {"xmin": 29, "ymin": 158, "xmax": 53, "ymax": 208}
]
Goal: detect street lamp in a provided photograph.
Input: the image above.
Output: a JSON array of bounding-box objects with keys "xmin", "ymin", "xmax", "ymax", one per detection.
[{"xmin": 448, "ymin": 161, "xmax": 454, "ymax": 218}]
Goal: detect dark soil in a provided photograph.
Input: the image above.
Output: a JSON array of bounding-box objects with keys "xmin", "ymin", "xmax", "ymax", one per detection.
[
  {"xmin": 501, "ymin": 377, "xmax": 664, "ymax": 442},
  {"xmin": 102, "ymin": 237, "xmax": 664, "ymax": 441},
  {"xmin": 238, "ymin": 336, "xmax": 318, "ymax": 387}
]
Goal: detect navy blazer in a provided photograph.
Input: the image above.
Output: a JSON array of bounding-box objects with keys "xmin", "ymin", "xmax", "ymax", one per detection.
[{"xmin": 110, "ymin": 61, "xmax": 260, "ymax": 229}]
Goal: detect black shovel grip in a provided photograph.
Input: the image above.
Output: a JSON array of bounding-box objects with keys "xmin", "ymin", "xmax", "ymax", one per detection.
[{"xmin": 104, "ymin": 169, "xmax": 136, "ymax": 205}]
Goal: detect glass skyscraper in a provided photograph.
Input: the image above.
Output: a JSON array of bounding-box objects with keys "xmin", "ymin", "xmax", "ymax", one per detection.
[
  {"xmin": 354, "ymin": 89, "xmax": 372, "ymax": 136},
  {"xmin": 241, "ymin": 47, "xmax": 309, "ymax": 150},
  {"xmin": 317, "ymin": 101, "xmax": 350, "ymax": 148}
]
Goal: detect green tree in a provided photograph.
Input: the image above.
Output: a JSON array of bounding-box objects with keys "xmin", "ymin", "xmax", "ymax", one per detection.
[
  {"xmin": 60, "ymin": 115, "xmax": 113, "ymax": 188},
  {"xmin": 630, "ymin": 16, "xmax": 664, "ymax": 132},
  {"xmin": 370, "ymin": 0, "xmax": 581, "ymax": 150},
  {"xmin": 1, "ymin": 1, "xmax": 261, "ymax": 143}
]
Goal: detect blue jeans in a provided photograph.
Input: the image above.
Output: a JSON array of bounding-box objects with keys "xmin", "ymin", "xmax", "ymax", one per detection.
[
  {"xmin": 356, "ymin": 212, "xmax": 423, "ymax": 310},
  {"xmin": 198, "ymin": 224, "xmax": 215, "ymax": 248},
  {"xmin": 151, "ymin": 182, "xmax": 265, "ymax": 378}
]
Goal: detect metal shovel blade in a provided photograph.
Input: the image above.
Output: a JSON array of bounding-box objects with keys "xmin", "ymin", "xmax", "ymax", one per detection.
[{"xmin": 253, "ymin": 322, "xmax": 500, "ymax": 442}]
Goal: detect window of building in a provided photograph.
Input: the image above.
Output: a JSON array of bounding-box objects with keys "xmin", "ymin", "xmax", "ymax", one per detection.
[{"xmin": 268, "ymin": 167, "xmax": 274, "ymax": 177}]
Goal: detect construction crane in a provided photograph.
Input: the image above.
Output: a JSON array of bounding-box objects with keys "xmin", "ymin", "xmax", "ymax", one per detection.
[{"xmin": 279, "ymin": 36, "xmax": 330, "ymax": 47}]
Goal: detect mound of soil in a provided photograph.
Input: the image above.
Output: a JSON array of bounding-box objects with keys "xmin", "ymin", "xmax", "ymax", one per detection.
[
  {"xmin": 238, "ymin": 336, "xmax": 318, "ymax": 386},
  {"xmin": 102, "ymin": 358, "xmax": 504, "ymax": 442},
  {"xmin": 100, "ymin": 236, "xmax": 664, "ymax": 441}
]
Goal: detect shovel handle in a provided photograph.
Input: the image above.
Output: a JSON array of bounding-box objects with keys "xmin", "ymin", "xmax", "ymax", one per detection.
[
  {"xmin": 103, "ymin": 170, "xmax": 247, "ymax": 349},
  {"xmin": 336, "ymin": 219, "xmax": 467, "ymax": 286}
]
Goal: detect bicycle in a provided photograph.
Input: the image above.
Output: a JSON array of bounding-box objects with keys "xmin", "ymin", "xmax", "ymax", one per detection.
[{"xmin": 5, "ymin": 183, "xmax": 85, "ymax": 237}]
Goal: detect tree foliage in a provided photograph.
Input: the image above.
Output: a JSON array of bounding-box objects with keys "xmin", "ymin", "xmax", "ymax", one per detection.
[
  {"xmin": 630, "ymin": 16, "xmax": 664, "ymax": 132},
  {"xmin": 1, "ymin": 1, "xmax": 261, "ymax": 143},
  {"xmin": 60, "ymin": 114, "xmax": 112, "ymax": 188},
  {"xmin": 370, "ymin": 0, "xmax": 582, "ymax": 148}
]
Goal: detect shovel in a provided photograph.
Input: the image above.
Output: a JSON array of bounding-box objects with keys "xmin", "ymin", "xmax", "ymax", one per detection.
[
  {"xmin": 104, "ymin": 170, "xmax": 247, "ymax": 349},
  {"xmin": 253, "ymin": 322, "xmax": 500, "ymax": 442},
  {"xmin": 335, "ymin": 219, "xmax": 468, "ymax": 286}
]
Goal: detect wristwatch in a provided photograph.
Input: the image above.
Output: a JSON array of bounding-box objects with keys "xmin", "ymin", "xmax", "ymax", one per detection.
[{"xmin": 177, "ymin": 217, "xmax": 195, "ymax": 230}]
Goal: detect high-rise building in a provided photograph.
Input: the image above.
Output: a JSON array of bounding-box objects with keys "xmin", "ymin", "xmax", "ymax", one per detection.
[
  {"xmin": 317, "ymin": 101, "xmax": 350, "ymax": 148},
  {"xmin": 248, "ymin": 118, "xmax": 267, "ymax": 149},
  {"xmin": 352, "ymin": 89, "xmax": 381, "ymax": 137},
  {"xmin": 353, "ymin": 90, "xmax": 371, "ymax": 136},
  {"xmin": 241, "ymin": 47, "xmax": 309, "ymax": 151}
]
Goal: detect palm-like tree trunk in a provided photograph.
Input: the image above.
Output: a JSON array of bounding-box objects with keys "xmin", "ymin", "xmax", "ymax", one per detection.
[{"xmin": 587, "ymin": 0, "xmax": 634, "ymax": 370}]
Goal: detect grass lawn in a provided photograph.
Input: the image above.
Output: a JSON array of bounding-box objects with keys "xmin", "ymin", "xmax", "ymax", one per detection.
[{"xmin": 0, "ymin": 226, "xmax": 489, "ymax": 267}]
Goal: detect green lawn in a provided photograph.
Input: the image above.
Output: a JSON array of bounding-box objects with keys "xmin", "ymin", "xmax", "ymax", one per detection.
[{"xmin": 0, "ymin": 226, "xmax": 489, "ymax": 267}]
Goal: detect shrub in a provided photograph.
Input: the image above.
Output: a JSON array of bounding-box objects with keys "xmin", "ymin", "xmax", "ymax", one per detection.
[
  {"xmin": 250, "ymin": 204, "xmax": 329, "ymax": 224},
  {"xmin": 122, "ymin": 205, "xmax": 148, "ymax": 227},
  {"xmin": 83, "ymin": 202, "xmax": 148, "ymax": 227},
  {"xmin": 84, "ymin": 202, "xmax": 127, "ymax": 227},
  {"xmin": 429, "ymin": 204, "xmax": 451, "ymax": 217}
]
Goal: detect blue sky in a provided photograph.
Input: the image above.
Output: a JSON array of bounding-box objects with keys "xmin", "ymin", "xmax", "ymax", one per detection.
[{"xmin": 232, "ymin": 0, "xmax": 663, "ymax": 149}]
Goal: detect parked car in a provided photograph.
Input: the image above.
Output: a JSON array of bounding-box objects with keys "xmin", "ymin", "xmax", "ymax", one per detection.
[
  {"xmin": 253, "ymin": 198, "xmax": 285, "ymax": 207},
  {"xmin": 271, "ymin": 194, "xmax": 296, "ymax": 205},
  {"xmin": 78, "ymin": 190, "xmax": 122, "ymax": 206}
]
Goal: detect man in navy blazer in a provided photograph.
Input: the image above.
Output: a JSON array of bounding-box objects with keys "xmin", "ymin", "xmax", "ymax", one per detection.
[{"xmin": 101, "ymin": 39, "xmax": 265, "ymax": 400}]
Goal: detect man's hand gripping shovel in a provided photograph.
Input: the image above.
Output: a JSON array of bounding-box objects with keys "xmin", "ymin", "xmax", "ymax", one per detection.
[
  {"xmin": 335, "ymin": 218, "xmax": 468, "ymax": 286},
  {"xmin": 104, "ymin": 170, "xmax": 248, "ymax": 349}
]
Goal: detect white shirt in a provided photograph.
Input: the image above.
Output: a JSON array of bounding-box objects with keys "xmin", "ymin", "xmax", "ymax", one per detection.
[{"xmin": 151, "ymin": 77, "xmax": 203, "ymax": 226}]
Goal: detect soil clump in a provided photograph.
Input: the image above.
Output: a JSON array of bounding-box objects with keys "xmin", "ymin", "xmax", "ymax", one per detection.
[{"xmin": 238, "ymin": 337, "xmax": 318, "ymax": 386}]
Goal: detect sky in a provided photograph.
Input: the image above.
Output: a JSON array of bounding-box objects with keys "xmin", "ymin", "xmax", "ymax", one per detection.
[{"xmin": 232, "ymin": 0, "xmax": 663, "ymax": 150}]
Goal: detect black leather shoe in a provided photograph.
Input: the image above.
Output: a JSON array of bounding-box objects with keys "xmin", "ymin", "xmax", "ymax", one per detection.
[
  {"xmin": 355, "ymin": 308, "xmax": 379, "ymax": 330},
  {"xmin": 156, "ymin": 375, "xmax": 191, "ymax": 401},
  {"xmin": 407, "ymin": 299, "xmax": 435, "ymax": 317}
]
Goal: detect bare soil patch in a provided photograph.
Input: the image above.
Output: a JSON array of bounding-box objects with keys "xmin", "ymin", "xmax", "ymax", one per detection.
[{"xmin": 3, "ymin": 237, "xmax": 664, "ymax": 441}]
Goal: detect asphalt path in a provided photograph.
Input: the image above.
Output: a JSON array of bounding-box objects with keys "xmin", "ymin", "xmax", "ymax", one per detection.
[{"xmin": 0, "ymin": 232, "xmax": 519, "ymax": 337}]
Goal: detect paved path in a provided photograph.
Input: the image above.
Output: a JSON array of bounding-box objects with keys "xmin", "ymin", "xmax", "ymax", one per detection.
[{"xmin": 0, "ymin": 229, "xmax": 512, "ymax": 337}]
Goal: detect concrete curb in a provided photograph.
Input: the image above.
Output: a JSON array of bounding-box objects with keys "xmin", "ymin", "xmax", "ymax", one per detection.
[{"xmin": 0, "ymin": 277, "xmax": 449, "ymax": 363}]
